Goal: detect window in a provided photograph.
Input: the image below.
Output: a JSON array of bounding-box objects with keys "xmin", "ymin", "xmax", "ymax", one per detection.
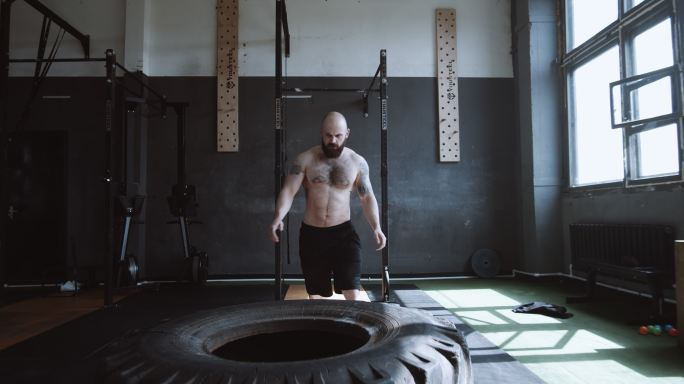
[
  {"xmin": 566, "ymin": 0, "xmax": 617, "ymax": 51},
  {"xmin": 563, "ymin": 0, "xmax": 682, "ymax": 188},
  {"xmin": 569, "ymin": 46, "xmax": 623, "ymax": 185},
  {"xmin": 634, "ymin": 124, "xmax": 679, "ymax": 177},
  {"xmin": 633, "ymin": 18, "xmax": 673, "ymax": 75}
]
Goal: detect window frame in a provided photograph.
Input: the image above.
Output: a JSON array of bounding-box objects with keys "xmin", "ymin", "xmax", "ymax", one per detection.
[
  {"xmin": 561, "ymin": 0, "xmax": 684, "ymax": 190},
  {"xmin": 609, "ymin": 65, "xmax": 679, "ymax": 129}
]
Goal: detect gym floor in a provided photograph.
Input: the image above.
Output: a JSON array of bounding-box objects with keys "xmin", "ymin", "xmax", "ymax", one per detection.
[
  {"xmin": 415, "ymin": 277, "xmax": 684, "ymax": 384},
  {"xmin": 0, "ymin": 277, "xmax": 682, "ymax": 383}
]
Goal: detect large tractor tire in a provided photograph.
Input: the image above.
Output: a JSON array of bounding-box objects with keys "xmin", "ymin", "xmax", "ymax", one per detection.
[{"xmin": 100, "ymin": 300, "xmax": 472, "ymax": 383}]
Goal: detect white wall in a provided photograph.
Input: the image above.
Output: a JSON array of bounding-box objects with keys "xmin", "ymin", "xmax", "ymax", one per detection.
[
  {"xmin": 236, "ymin": 0, "xmax": 513, "ymax": 78},
  {"xmin": 9, "ymin": 0, "xmax": 125, "ymax": 77},
  {"xmin": 9, "ymin": 0, "xmax": 512, "ymax": 78}
]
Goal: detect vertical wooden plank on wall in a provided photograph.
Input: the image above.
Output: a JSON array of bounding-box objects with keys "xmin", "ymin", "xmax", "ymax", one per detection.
[
  {"xmin": 217, "ymin": 0, "xmax": 239, "ymax": 152},
  {"xmin": 436, "ymin": 8, "xmax": 459, "ymax": 162}
]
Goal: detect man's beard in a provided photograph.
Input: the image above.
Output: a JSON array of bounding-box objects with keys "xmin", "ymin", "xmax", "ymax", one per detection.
[{"xmin": 321, "ymin": 140, "xmax": 345, "ymax": 158}]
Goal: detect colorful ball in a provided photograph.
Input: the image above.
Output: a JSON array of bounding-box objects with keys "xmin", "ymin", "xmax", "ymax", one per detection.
[
  {"xmin": 668, "ymin": 328, "xmax": 679, "ymax": 337},
  {"xmin": 651, "ymin": 325, "xmax": 662, "ymax": 335},
  {"xmin": 639, "ymin": 326, "xmax": 649, "ymax": 335},
  {"xmin": 663, "ymin": 324, "xmax": 673, "ymax": 332}
]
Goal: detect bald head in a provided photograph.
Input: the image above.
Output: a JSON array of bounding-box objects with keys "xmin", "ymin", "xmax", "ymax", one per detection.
[
  {"xmin": 320, "ymin": 111, "xmax": 348, "ymax": 132},
  {"xmin": 320, "ymin": 111, "xmax": 349, "ymax": 158}
]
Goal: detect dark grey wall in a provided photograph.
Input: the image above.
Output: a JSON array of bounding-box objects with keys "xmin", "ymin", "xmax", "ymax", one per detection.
[
  {"xmin": 5, "ymin": 78, "xmax": 108, "ymax": 280},
  {"xmin": 144, "ymin": 76, "xmax": 520, "ymax": 279},
  {"xmin": 5, "ymin": 75, "xmax": 519, "ymax": 281}
]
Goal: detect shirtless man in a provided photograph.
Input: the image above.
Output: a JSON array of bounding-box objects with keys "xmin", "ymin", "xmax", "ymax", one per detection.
[{"xmin": 269, "ymin": 111, "xmax": 386, "ymax": 301}]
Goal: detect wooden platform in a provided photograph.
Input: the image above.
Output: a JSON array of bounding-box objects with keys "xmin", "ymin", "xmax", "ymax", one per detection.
[{"xmin": 284, "ymin": 284, "xmax": 369, "ymax": 301}]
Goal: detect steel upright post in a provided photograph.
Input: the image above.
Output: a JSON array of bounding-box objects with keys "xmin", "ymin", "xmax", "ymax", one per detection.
[
  {"xmin": 379, "ymin": 50, "xmax": 390, "ymax": 302},
  {"xmin": 104, "ymin": 49, "xmax": 116, "ymax": 307},
  {"xmin": 274, "ymin": 0, "xmax": 284, "ymax": 300}
]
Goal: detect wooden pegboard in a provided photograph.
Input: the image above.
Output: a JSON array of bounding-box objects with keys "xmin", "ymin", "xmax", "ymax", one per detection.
[
  {"xmin": 217, "ymin": 0, "xmax": 239, "ymax": 152},
  {"xmin": 436, "ymin": 8, "xmax": 460, "ymax": 162}
]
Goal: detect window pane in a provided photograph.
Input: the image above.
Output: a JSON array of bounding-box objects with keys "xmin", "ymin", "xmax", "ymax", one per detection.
[
  {"xmin": 633, "ymin": 77, "xmax": 673, "ymax": 120},
  {"xmin": 633, "ymin": 18, "xmax": 673, "ymax": 75},
  {"xmin": 625, "ymin": 0, "xmax": 647, "ymax": 11},
  {"xmin": 567, "ymin": 0, "xmax": 618, "ymax": 51},
  {"xmin": 570, "ymin": 46, "xmax": 623, "ymax": 186},
  {"xmin": 634, "ymin": 124, "xmax": 680, "ymax": 178}
]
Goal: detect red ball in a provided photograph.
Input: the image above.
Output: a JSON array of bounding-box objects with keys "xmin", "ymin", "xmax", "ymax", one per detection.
[
  {"xmin": 639, "ymin": 326, "xmax": 649, "ymax": 335},
  {"xmin": 667, "ymin": 328, "xmax": 679, "ymax": 337}
]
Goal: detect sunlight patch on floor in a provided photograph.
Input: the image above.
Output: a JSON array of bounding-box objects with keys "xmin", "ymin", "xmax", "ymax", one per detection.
[
  {"xmin": 480, "ymin": 329, "xmax": 624, "ymax": 356},
  {"xmin": 476, "ymin": 330, "xmax": 518, "ymax": 346},
  {"xmin": 490, "ymin": 330, "xmax": 568, "ymax": 350},
  {"xmin": 425, "ymin": 288, "xmax": 520, "ymax": 309},
  {"xmin": 452, "ymin": 310, "xmax": 510, "ymax": 325},
  {"xmin": 525, "ymin": 360, "xmax": 684, "ymax": 384},
  {"xmin": 454, "ymin": 308, "xmax": 562, "ymax": 326}
]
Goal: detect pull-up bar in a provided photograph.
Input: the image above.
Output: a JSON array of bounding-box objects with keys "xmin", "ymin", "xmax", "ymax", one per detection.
[
  {"xmin": 283, "ymin": 54, "xmax": 385, "ymax": 119},
  {"xmin": 286, "ymin": 88, "xmax": 372, "ymax": 93},
  {"xmin": 9, "ymin": 57, "xmax": 105, "ymax": 63}
]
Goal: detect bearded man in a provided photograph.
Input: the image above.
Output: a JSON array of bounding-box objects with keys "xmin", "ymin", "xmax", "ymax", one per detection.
[{"xmin": 269, "ymin": 111, "xmax": 386, "ymax": 300}]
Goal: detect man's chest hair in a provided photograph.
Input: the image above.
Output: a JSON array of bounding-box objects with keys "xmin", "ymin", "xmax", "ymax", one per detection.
[{"xmin": 307, "ymin": 159, "xmax": 357, "ymax": 188}]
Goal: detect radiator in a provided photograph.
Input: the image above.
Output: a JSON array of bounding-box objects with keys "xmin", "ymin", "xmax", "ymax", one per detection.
[{"xmin": 570, "ymin": 223, "xmax": 675, "ymax": 273}]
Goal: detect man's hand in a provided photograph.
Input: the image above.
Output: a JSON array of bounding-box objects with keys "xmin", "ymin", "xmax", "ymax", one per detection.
[
  {"xmin": 374, "ymin": 228, "xmax": 387, "ymax": 251},
  {"xmin": 270, "ymin": 220, "xmax": 284, "ymax": 243}
]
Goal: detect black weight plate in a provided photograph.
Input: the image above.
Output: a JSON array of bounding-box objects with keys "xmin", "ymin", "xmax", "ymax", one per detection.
[{"xmin": 471, "ymin": 248, "xmax": 500, "ymax": 278}]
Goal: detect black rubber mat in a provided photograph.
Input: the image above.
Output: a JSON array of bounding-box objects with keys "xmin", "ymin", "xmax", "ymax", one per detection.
[
  {"xmin": 365, "ymin": 283, "xmax": 544, "ymax": 384},
  {"xmin": 0, "ymin": 283, "xmax": 280, "ymax": 383}
]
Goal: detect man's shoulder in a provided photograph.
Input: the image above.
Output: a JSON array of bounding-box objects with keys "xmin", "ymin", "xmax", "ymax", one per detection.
[
  {"xmin": 296, "ymin": 147, "xmax": 319, "ymax": 162},
  {"xmin": 345, "ymin": 148, "xmax": 367, "ymax": 164}
]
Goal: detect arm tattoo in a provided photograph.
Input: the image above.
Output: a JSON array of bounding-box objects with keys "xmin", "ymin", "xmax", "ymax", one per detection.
[
  {"xmin": 289, "ymin": 164, "xmax": 303, "ymax": 175},
  {"xmin": 357, "ymin": 160, "xmax": 371, "ymax": 196},
  {"xmin": 358, "ymin": 179, "xmax": 370, "ymax": 195},
  {"xmin": 359, "ymin": 159, "xmax": 370, "ymax": 177}
]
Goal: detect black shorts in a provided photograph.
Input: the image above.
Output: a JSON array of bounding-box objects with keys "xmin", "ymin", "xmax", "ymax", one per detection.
[{"xmin": 299, "ymin": 221, "xmax": 361, "ymax": 297}]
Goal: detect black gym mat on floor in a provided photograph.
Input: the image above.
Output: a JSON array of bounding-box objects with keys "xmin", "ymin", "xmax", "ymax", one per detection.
[
  {"xmin": 0, "ymin": 283, "xmax": 279, "ymax": 383},
  {"xmin": 366, "ymin": 284, "xmax": 544, "ymax": 384}
]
